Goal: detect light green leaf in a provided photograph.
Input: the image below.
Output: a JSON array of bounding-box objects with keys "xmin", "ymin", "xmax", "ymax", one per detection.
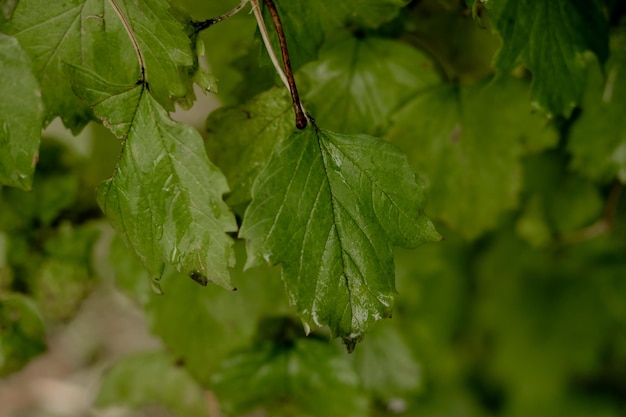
[
  {"xmin": 0, "ymin": 33, "xmax": 43, "ymax": 190},
  {"xmin": 301, "ymin": 35, "xmax": 439, "ymax": 134},
  {"xmin": 212, "ymin": 337, "xmax": 368, "ymax": 417},
  {"xmin": 206, "ymin": 87, "xmax": 294, "ymax": 213},
  {"xmin": 352, "ymin": 324, "xmax": 422, "ymax": 400},
  {"xmin": 0, "ymin": 293, "xmax": 46, "ymax": 376},
  {"xmin": 96, "ymin": 351, "xmax": 211, "ymax": 417},
  {"xmin": 145, "ymin": 244, "xmax": 291, "ymax": 386},
  {"xmin": 90, "ymin": 83, "xmax": 237, "ymax": 288},
  {"xmin": 487, "ymin": 0, "xmax": 609, "ymax": 117},
  {"xmin": 2, "ymin": 0, "xmax": 196, "ymax": 131},
  {"xmin": 569, "ymin": 31, "xmax": 626, "ymax": 183},
  {"xmin": 387, "ymin": 78, "xmax": 557, "ymax": 239},
  {"xmin": 240, "ymin": 125, "xmax": 439, "ymax": 348}
]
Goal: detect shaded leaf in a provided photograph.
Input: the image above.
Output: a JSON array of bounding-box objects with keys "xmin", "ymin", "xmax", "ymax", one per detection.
[
  {"xmin": 212, "ymin": 337, "xmax": 368, "ymax": 417},
  {"xmin": 487, "ymin": 0, "xmax": 609, "ymax": 116},
  {"xmin": 568, "ymin": 30, "xmax": 626, "ymax": 183},
  {"xmin": 206, "ymin": 87, "xmax": 294, "ymax": 213},
  {"xmin": 387, "ymin": 78, "xmax": 557, "ymax": 239},
  {"xmin": 240, "ymin": 125, "xmax": 439, "ymax": 347},
  {"xmin": 0, "ymin": 293, "xmax": 46, "ymax": 376},
  {"xmin": 0, "ymin": 33, "xmax": 43, "ymax": 190},
  {"xmin": 96, "ymin": 351, "xmax": 211, "ymax": 417},
  {"xmin": 301, "ymin": 35, "xmax": 439, "ymax": 134}
]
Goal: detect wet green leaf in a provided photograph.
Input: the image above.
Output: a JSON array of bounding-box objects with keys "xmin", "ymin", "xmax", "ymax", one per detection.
[
  {"xmin": 240, "ymin": 125, "xmax": 439, "ymax": 347},
  {"xmin": 96, "ymin": 88, "xmax": 237, "ymax": 288},
  {"xmin": 0, "ymin": 33, "xmax": 43, "ymax": 190},
  {"xmin": 97, "ymin": 351, "xmax": 211, "ymax": 417},
  {"xmin": 487, "ymin": 0, "xmax": 609, "ymax": 116}
]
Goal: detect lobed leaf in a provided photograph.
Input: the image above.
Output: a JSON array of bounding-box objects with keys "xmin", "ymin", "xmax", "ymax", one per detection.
[
  {"xmin": 0, "ymin": 33, "xmax": 43, "ymax": 190},
  {"xmin": 240, "ymin": 125, "xmax": 439, "ymax": 348},
  {"xmin": 487, "ymin": 0, "xmax": 609, "ymax": 117}
]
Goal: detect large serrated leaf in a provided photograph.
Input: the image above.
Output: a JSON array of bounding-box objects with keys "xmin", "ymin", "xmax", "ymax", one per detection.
[
  {"xmin": 487, "ymin": 0, "xmax": 609, "ymax": 117},
  {"xmin": 0, "ymin": 33, "xmax": 43, "ymax": 190},
  {"xmin": 240, "ymin": 125, "xmax": 439, "ymax": 348},
  {"xmin": 94, "ymin": 87, "xmax": 237, "ymax": 289},
  {"xmin": 1, "ymin": 0, "xmax": 196, "ymax": 131}
]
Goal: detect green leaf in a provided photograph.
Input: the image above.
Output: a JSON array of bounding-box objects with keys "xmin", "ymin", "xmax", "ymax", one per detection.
[
  {"xmin": 2, "ymin": 0, "xmax": 196, "ymax": 131},
  {"xmin": 212, "ymin": 338, "xmax": 368, "ymax": 417},
  {"xmin": 0, "ymin": 33, "xmax": 43, "ymax": 190},
  {"xmin": 144, "ymin": 242, "xmax": 291, "ymax": 386},
  {"xmin": 240, "ymin": 125, "xmax": 439, "ymax": 347},
  {"xmin": 301, "ymin": 35, "xmax": 439, "ymax": 134},
  {"xmin": 96, "ymin": 351, "xmax": 211, "ymax": 417},
  {"xmin": 0, "ymin": 293, "xmax": 46, "ymax": 376},
  {"xmin": 568, "ymin": 31, "xmax": 626, "ymax": 183},
  {"xmin": 487, "ymin": 0, "xmax": 609, "ymax": 117},
  {"xmin": 352, "ymin": 324, "xmax": 422, "ymax": 400},
  {"xmin": 387, "ymin": 78, "xmax": 557, "ymax": 239},
  {"xmin": 84, "ymin": 80, "xmax": 237, "ymax": 288},
  {"xmin": 206, "ymin": 87, "xmax": 294, "ymax": 213}
]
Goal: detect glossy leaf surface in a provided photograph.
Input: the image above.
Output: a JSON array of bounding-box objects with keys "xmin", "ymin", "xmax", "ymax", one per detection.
[{"xmin": 240, "ymin": 125, "xmax": 439, "ymax": 347}]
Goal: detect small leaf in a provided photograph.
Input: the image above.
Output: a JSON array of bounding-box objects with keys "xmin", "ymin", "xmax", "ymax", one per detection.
[
  {"xmin": 0, "ymin": 33, "xmax": 43, "ymax": 190},
  {"xmin": 240, "ymin": 125, "xmax": 439, "ymax": 346},
  {"xmin": 96, "ymin": 351, "xmax": 211, "ymax": 417},
  {"xmin": 487, "ymin": 0, "xmax": 609, "ymax": 117},
  {"xmin": 212, "ymin": 338, "xmax": 368, "ymax": 417},
  {"xmin": 0, "ymin": 293, "xmax": 46, "ymax": 376}
]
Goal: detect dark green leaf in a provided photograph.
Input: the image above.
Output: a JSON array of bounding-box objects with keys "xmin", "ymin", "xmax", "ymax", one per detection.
[
  {"xmin": 487, "ymin": 0, "xmax": 609, "ymax": 116},
  {"xmin": 0, "ymin": 293, "xmax": 46, "ymax": 376},
  {"xmin": 212, "ymin": 338, "xmax": 368, "ymax": 417},
  {"xmin": 301, "ymin": 35, "xmax": 439, "ymax": 134},
  {"xmin": 240, "ymin": 125, "xmax": 439, "ymax": 346},
  {"xmin": 387, "ymin": 78, "xmax": 557, "ymax": 238},
  {"xmin": 206, "ymin": 87, "xmax": 294, "ymax": 213},
  {"xmin": 96, "ymin": 351, "xmax": 211, "ymax": 417},
  {"xmin": 0, "ymin": 33, "xmax": 43, "ymax": 190}
]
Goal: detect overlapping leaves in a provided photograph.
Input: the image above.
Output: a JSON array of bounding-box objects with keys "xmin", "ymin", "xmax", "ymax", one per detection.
[
  {"xmin": 1, "ymin": 0, "xmax": 196, "ymax": 131},
  {"xmin": 240, "ymin": 125, "xmax": 439, "ymax": 347},
  {"xmin": 486, "ymin": 0, "xmax": 609, "ymax": 117}
]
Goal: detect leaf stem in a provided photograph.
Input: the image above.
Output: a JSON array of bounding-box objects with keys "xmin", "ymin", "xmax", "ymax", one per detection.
[
  {"xmin": 108, "ymin": 0, "xmax": 147, "ymax": 86},
  {"xmin": 192, "ymin": 0, "xmax": 250, "ymax": 33},
  {"xmin": 251, "ymin": 0, "xmax": 308, "ymax": 129}
]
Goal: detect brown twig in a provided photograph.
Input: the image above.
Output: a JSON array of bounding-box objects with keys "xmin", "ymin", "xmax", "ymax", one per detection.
[{"xmin": 259, "ymin": 0, "xmax": 307, "ymax": 129}]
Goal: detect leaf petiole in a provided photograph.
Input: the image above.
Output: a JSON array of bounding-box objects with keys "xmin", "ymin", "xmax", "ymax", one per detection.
[{"xmin": 192, "ymin": 0, "xmax": 250, "ymax": 33}]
